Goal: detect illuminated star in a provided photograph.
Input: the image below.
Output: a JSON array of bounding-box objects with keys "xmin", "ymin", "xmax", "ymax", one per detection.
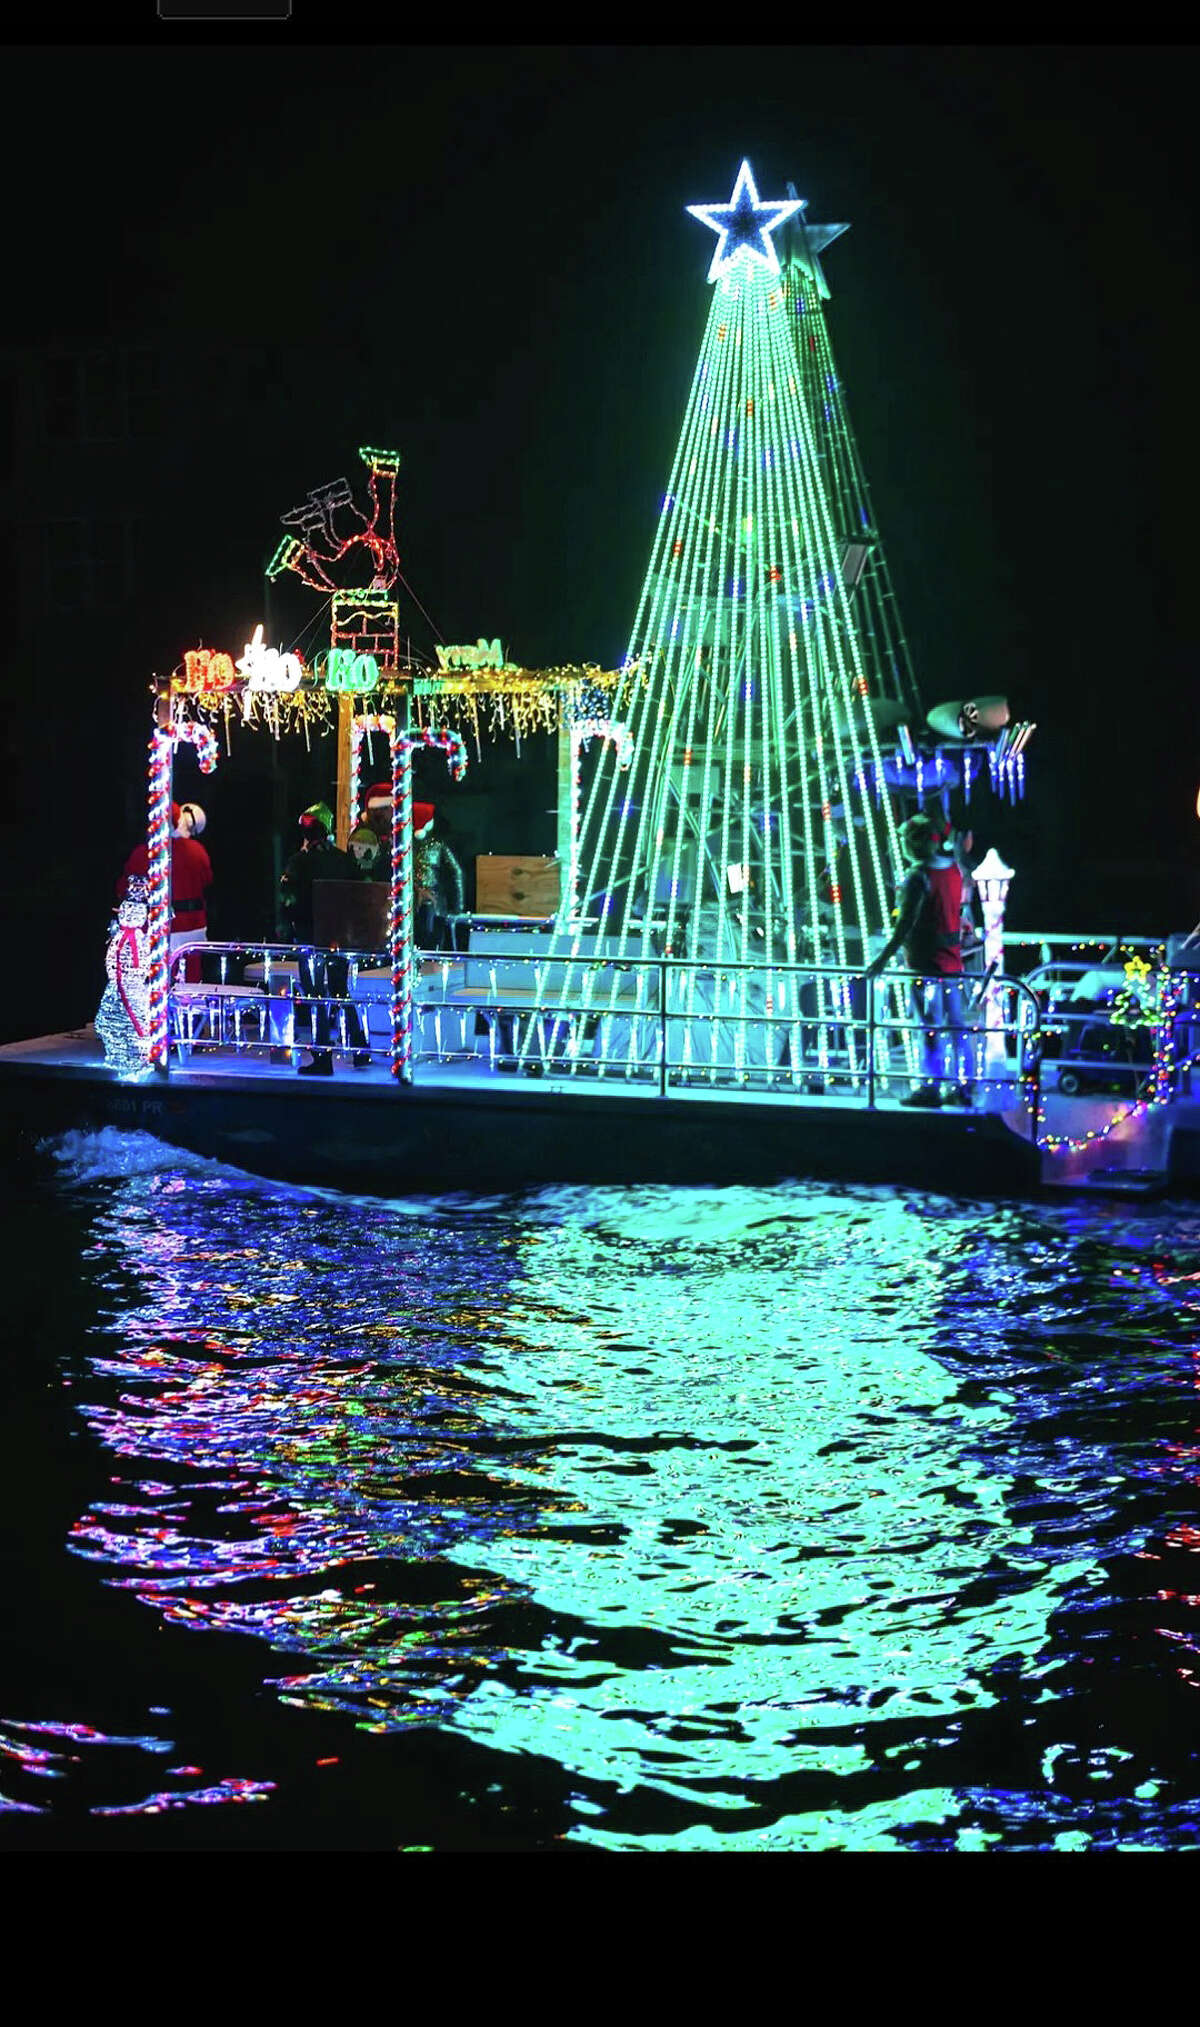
[{"xmin": 687, "ymin": 160, "xmax": 804, "ymax": 283}]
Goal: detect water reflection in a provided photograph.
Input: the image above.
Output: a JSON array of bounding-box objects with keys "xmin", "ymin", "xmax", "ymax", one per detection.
[{"xmin": 1, "ymin": 1128, "xmax": 1197, "ymax": 1847}]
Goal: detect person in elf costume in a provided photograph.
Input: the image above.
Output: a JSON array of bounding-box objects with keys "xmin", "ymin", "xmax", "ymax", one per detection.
[{"xmin": 96, "ymin": 876, "xmax": 153, "ymax": 1074}]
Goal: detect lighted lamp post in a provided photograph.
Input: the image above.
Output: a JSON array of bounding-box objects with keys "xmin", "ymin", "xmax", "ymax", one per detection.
[{"xmin": 972, "ymin": 846, "xmax": 1014, "ymax": 1077}]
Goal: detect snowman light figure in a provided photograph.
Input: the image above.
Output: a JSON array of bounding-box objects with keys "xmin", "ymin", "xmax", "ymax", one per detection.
[{"xmin": 96, "ymin": 875, "xmax": 154, "ymax": 1077}]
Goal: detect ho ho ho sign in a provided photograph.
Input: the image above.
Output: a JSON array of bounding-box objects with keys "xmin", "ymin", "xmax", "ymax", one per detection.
[{"xmin": 179, "ymin": 632, "xmax": 380, "ymax": 696}]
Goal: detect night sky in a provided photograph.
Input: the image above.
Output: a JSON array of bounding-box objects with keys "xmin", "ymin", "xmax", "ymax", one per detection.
[{"xmin": 3, "ymin": 40, "xmax": 1197, "ymax": 1006}]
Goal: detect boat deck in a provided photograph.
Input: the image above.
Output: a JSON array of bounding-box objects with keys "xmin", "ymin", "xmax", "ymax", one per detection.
[{"xmin": 0, "ymin": 1025, "xmax": 1030, "ymax": 1116}]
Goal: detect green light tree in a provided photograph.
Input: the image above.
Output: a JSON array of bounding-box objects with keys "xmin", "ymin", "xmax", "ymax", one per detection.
[{"xmin": 547, "ymin": 162, "xmax": 926, "ymax": 1082}]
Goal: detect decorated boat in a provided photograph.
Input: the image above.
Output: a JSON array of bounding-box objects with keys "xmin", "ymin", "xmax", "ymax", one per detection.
[{"xmin": 3, "ymin": 164, "xmax": 1197, "ymax": 1200}]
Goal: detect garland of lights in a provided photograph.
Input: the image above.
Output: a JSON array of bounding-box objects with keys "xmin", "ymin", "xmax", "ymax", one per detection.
[
  {"xmin": 145, "ymin": 728, "xmax": 174, "ymax": 1066},
  {"xmin": 410, "ymin": 665, "xmax": 628, "ymax": 753},
  {"xmin": 172, "ymin": 717, "xmax": 219, "ymax": 776},
  {"xmin": 1037, "ymin": 967, "xmax": 1189, "ymax": 1155},
  {"xmin": 384, "ymin": 728, "xmax": 468, "ymax": 1084},
  {"xmin": 565, "ymin": 719, "xmax": 634, "ymax": 918},
  {"xmin": 349, "ymin": 713, "xmax": 396, "ymax": 832},
  {"xmin": 174, "ymin": 661, "xmax": 629, "ymax": 754}
]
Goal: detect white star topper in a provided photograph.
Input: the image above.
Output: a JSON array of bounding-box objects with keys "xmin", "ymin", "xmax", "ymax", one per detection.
[{"xmin": 687, "ymin": 161, "xmax": 804, "ymax": 283}]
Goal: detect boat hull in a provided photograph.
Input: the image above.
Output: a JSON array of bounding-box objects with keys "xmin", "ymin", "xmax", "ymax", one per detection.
[{"xmin": 0, "ymin": 1031, "xmax": 1042, "ymax": 1198}]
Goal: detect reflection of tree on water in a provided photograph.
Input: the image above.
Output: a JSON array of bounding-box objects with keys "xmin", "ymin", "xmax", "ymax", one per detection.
[
  {"xmin": 54, "ymin": 1138, "xmax": 1200, "ymax": 1850},
  {"xmin": 436, "ymin": 1190, "xmax": 1197, "ymax": 1850}
]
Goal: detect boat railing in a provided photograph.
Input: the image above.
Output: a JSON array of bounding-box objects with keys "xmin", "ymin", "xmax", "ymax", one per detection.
[
  {"xmin": 498, "ymin": 951, "xmax": 1045, "ymax": 1132},
  {"xmin": 162, "ymin": 939, "xmax": 1049, "ymax": 1132},
  {"xmin": 165, "ymin": 939, "xmax": 392, "ymax": 1058}
]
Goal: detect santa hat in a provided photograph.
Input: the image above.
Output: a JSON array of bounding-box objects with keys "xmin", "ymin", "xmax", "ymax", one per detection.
[
  {"xmin": 170, "ymin": 802, "xmax": 182, "ymax": 829},
  {"xmin": 178, "ymin": 802, "xmax": 206, "ymax": 837},
  {"xmin": 412, "ymin": 801, "xmax": 435, "ymax": 839},
  {"xmin": 364, "ymin": 782, "xmax": 392, "ymax": 813}
]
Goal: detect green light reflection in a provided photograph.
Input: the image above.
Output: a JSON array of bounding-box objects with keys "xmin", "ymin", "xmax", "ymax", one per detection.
[{"xmin": 441, "ymin": 1187, "xmax": 1092, "ymax": 1849}]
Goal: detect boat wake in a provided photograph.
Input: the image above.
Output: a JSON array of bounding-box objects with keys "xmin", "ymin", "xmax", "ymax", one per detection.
[{"xmin": 36, "ymin": 1126, "xmax": 508, "ymax": 1220}]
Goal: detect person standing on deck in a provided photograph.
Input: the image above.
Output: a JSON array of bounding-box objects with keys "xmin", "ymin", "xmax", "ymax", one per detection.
[
  {"xmin": 279, "ymin": 802, "xmax": 370, "ymax": 1076},
  {"xmin": 361, "ymin": 785, "xmax": 465, "ymax": 951},
  {"xmin": 865, "ymin": 813, "xmax": 973, "ymax": 1109},
  {"xmin": 121, "ymin": 801, "xmax": 212, "ymax": 984},
  {"xmin": 413, "ymin": 801, "xmax": 464, "ymax": 951}
]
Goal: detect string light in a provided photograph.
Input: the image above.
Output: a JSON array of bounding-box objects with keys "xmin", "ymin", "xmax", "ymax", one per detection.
[
  {"xmin": 385, "ymin": 728, "xmax": 468, "ymax": 1084},
  {"xmin": 686, "ymin": 161, "xmax": 803, "ymax": 283},
  {"xmin": 410, "ymin": 664, "xmax": 630, "ymax": 749},
  {"xmin": 1037, "ymin": 968, "xmax": 1191, "ymax": 1155},
  {"xmin": 144, "ymin": 715, "xmax": 219, "ymax": 1067},
  {"xmin": 348, "ymin": 713, "xmax": 396, "ymax": 831},
  {"xmin": 565, "ymin": 720, "xmax": 634, "ymax": 916},
  {"xmin": 145, "ymin": 728, "xmax": 174, "ymax": 1066},
  {"xmin": 319, "ymin": 648, "xmax": 379, "ymax": 695},
  {"xmin": 268, "ymin": 446, "xmax": 402, "ymax": 596},
  {"xmin": 547, "ymin": 158, "xmax": 919, "ymax": 1083},
  {"xmin": 180, "ymin": 647, "xmax": 237, "ymax": 696},
  {"xmin": 237, "ymin": 624, "xmax": 303, "ymax": 693}
]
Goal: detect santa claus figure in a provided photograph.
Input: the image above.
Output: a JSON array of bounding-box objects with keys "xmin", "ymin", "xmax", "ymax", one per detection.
[
  {"xmin": 120, "ymin": 800, "xmax": 213, "ymax": 984},
  {"xmin": 96, "ymin": 876, "xmax": 153, "ymax": 1075}
]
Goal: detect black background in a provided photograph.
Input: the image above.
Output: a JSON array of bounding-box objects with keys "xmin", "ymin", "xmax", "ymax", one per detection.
[{"xmin": 1, "ymin": 40, "xmax": 1196, "ymax": 1034}]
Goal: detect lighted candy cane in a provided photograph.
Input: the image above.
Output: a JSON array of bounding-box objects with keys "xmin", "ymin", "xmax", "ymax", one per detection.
[
  {"xmin": 145, "ymin": 715, "xmax": 220, "ymax": 1068},
  {"xmin": 349, "ymin": 712, "xmax": 396, "ymax": 831},
  {"xmin": 389, "ymin": 727, "xmax": 468, "ymax": 1084},
  {"xmin": 566, "ymin": 719, "xmax": 633, "ymax": 916}
]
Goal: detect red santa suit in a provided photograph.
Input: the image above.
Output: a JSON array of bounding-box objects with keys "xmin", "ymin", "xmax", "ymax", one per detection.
[{"xmin": 121, "ymin": 802, "xmax": 212, "ymax": 982}]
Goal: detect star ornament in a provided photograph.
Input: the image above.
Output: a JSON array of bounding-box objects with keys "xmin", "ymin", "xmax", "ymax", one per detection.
[{"xmin": 687, "ymin": 161, "xmax": 804, "ymax": 284}]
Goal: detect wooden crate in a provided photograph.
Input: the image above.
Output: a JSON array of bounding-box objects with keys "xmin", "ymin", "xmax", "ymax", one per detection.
[
  {"xmin": 313, "ymin": 879, "xmax": 389, "ymax": 952},
  {"xmin": 474, "ymin": 855, "xmax": 560, "ymax": 917}
]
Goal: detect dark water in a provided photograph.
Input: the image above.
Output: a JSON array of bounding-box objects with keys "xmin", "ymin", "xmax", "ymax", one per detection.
[{"xmin": 1, "ymin": 1127, "xmax": 1198, "ymax": 1851}]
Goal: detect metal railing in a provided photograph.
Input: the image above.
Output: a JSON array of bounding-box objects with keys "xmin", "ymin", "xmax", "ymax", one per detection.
[
  {"xmin": 165, "ymin": 940, "xmax": 393, "ymax": 1061},
  {"xmin": 162, "ymin": 940, "xmax": 1047, "ymax": 1134}
]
